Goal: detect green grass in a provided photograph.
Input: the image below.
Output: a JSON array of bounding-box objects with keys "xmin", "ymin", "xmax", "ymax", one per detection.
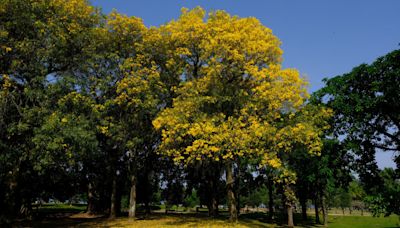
[
  {"xmin": 35, "ymin": 203, "xmax": 87, "ymax": 212},
  {"xmin": 328, "ymin": 215, "xmax": 399, "ymax": 228}
]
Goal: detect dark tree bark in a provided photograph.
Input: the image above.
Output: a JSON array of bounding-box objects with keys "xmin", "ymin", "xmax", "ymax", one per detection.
[
  {"xmin": 314, "ymin": 195, "xmax": 320, "ymax": 224},
  {"xmin": 211, "ymin": 196, "xmax": 218, "ymax": 216},
  {"xmin": 300, "ymin": 197, "xmax": 307, "ymax": 221},
  {"xmin": 109, "ymin": 172, "xmax": 118, "ymax": 219},
  {"xmin": 145, "ymin": 201, "xmax": 151, "ymax": 215},
  {"xmin": 19, "ymin": 190, "xmax": 32, "ymax": 220},
  {"xmin": 207, "ymin": 178, "xmax": 219, "ymax": 218},
  {"xmin": 87, "ymin": 181, "xmax": 98, "ymax": 214},
  {"xmin": 226, "ymin": 161, "xmax": 237, "ymax": 222},
  {"xmin": 236, "ymin": 160, "xmax": 241, "ymax": 217},
  {"xmin": 144, "ymin": 172, "xmax": 151, "ymax": 216},
  {"xmin": 267, "ymin": 177, "xmax": 274, "ymax": 220},
  {"xmin": 211, "ymin": 165, "xmax": 220, "ymax": 217},
  {"xmin": 9, "ymin": 177, "xmax": 19, "ymax": 217}
]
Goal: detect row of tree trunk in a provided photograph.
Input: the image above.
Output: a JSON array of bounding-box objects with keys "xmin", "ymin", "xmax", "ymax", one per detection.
[{"xmin": 87, "ymin": 159, "xmax": 329, "ymax": 228}]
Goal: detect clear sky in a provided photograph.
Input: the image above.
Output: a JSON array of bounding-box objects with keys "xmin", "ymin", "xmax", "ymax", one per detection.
[{"xmin": 90, "ymin": 0, "xmax": 399, "ymax": 168}]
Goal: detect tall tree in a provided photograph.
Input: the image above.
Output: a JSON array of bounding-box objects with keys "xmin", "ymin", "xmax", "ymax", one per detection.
[
  {"xmin": 314, "ymin": 49, "xmax": 400, "ymax": 168},
  {"xmin": 314, "ymin": 49, "xmax": 400, "ymax": 217},
  {"xmin": 0, "ymin": 0, "xmax": 100, "ymax": 220},
  {"xmin": 153, "ymin": 8, "xmax": 328, "ymax": 225}
]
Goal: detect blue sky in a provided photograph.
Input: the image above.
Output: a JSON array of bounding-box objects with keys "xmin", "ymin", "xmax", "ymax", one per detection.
[{"xmin": 90, "ymin": 0, "xmax": 399, "ymax": 168}]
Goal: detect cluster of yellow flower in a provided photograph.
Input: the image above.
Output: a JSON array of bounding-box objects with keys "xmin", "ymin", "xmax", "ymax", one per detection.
[{"xmin": 151, "ymin": 8, "xmax": 332, "ymax": 174}]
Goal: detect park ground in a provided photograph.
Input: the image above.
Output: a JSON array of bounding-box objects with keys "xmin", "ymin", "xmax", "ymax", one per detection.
[{"xmin": 13, "ymin": 204, "xmax": 400, "ymax": 227}]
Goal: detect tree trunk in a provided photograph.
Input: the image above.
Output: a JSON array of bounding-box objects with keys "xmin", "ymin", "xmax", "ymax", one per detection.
[
  {"xmin": 321, "ymin": 195, "xmax": 328, "ymax": 227},
  {"xmin": 212, "ymin": 197, "xmax": 219, "ymax": 216},
  {"xmin": 19, "ymin": 192, "xmax": 32, "ymax": 220},
  {"xmin": 144, "ymin": 169, "xmax": 152, "ymax": 216},
  {"xmin": 128, "ymin": 173, "xmax": 137, "ymax": 219},
  {"xmin": 267, "ymin": 178, "xmax": 274, "ymax": 220},
  {"xmin": 116, "ymin": 177, "xmax": 122, "ymax": 214},
  {"xmin": 207, "ymin": 202, "xmax": 214, "ymax": 217},
  {"xmin": 314, "ymin": 196, "xmax": 320, "ymax": 224},
  {"xmin": 145, "ymin": 201, "xmax": 151, "ymax": 215},
  {"xmin": 212, "ymin": 168, "xmax": 219, "ymax": 217},
  {"xmin": 87, "ymin": 181, "xmax": 97, "ymax": 214},
  {"xmin": 287, "ymin": 205, "xmax": 294, "ymax": 228},
  {"xmin": 109, "ymin": 173, "xmax": 118, "ymax": 219},
  {"xmin": 7, "ymin": 169, "xmax": 20, "ymax": 219},
  {"xmin": 281, "ymin": 190, "xmax": 287, "ymax": 222},
  {"xmin": 300, "ymin": 197, "xmax": 307, "ymax": 221},
  {"xmin": 236, "ymin": 161, "xmax": 241, "ymax": 217},
  {"xmin": 284, "ymin": 184, "xmax": 294, "ymax": 228},
  {"xmin": 226, "ymin": 161, "xmax": 237, "ymax": 222},
  {"xmin": 208, "ymin": 193, "xmax": 218, "ymax": 217},
  {"xmin": 207, "ymin": 178, "xmax": 219, "ymax": 217}
]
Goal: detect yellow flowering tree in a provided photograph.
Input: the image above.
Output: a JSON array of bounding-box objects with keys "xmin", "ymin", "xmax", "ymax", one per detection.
[
  {"xmin": 92, "ymin": 11, "xmax": 148, "ymax": 218},
  {"xmin": 153, "ymin": 8, "xmax": 329, "ymax": 223},
  {"xmin": 112, "ymin": 57, "xmax": 162, "ymax": 218}
]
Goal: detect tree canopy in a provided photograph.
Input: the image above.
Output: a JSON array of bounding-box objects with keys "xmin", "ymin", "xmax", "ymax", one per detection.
[{"xmin": 1, "ymin": 0, "xmax": 398, "ymax": 226}]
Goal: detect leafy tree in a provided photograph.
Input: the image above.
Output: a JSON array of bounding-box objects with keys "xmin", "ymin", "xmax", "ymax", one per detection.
[
  {"xmin": 348, "ymin": 180, "xmax": 366, "ymax": 214},
  {"xmin": 185, "ymin": 160, "xmax": 225, "ymax": 217},
  {"xmin": 153, "ymin": 8, "xmax": 329, "ymax": 225},
  {"xmin": 103, "ymin": 15, "xmax": 151, "ymax": 218},
  {"xmin": 241, "ymin": 184, "xmax": 269, "ymax": 208},
  {"xmin": 290, "ymin": 136, "xmax": 352, "ymax": 225},
  {"xmin": 0, "ymin": 0, "xmax": 100, "ymax": 220},
  {"xmin": 315, "ymin": 49, "xmax": 400, "ymax": 217},
  {"xmin": 183, "ymin": 189, "xmax": 200, "ymax": 209},
  {"xmin": 366, "ymin": 168, "xmax": 400, "ymax": 216},
  {"xmin": 314, "ymin": 49, "xmax": 400, "ymax": 168},
  {"xmin": 0, "ymin": 3, "xmax": 344, "ymax": 227},
  {"xmin": 338, "ymin": 188, "xmax": 352, "ymax": 214}
]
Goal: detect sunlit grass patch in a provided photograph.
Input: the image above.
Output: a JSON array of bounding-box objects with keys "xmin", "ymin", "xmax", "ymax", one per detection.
[
  {"xmin": 327, "ymin": 215, "xmax": 399, "ymax": 228},
  {"xmin": 78, "ymin": 214, "xmax": 278, "ymax": 227}
]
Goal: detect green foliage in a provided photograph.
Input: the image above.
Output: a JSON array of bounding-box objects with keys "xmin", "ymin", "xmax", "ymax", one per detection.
[
  {"xmin": 0, "ymin": 0, "xmax": 102, "ymax": 218},
  {"xmin": 315, "ymin": 49, "xmax": 400, "ymax": 216},
  {"xmin": 314, "ymin": 49, "xmax": 400, "ymax": 167},
  {"xmin": 365, "ymin": 168, "xmax": 400, "ymax": 216},
  {"xmin": 241, "ymin": 184, "xmax": 269, "ymax": 207},
  {"xmin": 1, "ymin": 0, "xmax": 398, "ymax": 226},
  {"xmin": 365, "ymin": 195, "xmax": 387, "ymax": 217},
  {"xmin": 183, "ymin": 189, "xmax": 200, "ymax": 208},
  {"xmin": 348, "ymin": 180, "xmax": 366, "ymax": 201}
]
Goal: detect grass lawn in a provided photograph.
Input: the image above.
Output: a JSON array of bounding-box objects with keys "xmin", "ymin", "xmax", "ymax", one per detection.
[
  {"xmin": 32, "ymin": 214, "xmax": 398, "ymax": 227},
  {"xmin": 327, "ymin": 215, "xmax": 399, "ymax": 228},
  {"xmin": 14, "ymin": 205, "xmax": 399, "ymax": 227}
]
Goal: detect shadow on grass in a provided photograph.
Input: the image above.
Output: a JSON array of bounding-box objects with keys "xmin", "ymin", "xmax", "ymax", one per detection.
[
  {"xmin": 240, "ymin": 212, "xmax": 322, "ymax": 228},
  {"xmin": 16, "ymin": 217, "xmax": 100, "ymax": 228},
  {"xmin": 13, "ymin": 208, "xmax": 326, "ymax": 228}
]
